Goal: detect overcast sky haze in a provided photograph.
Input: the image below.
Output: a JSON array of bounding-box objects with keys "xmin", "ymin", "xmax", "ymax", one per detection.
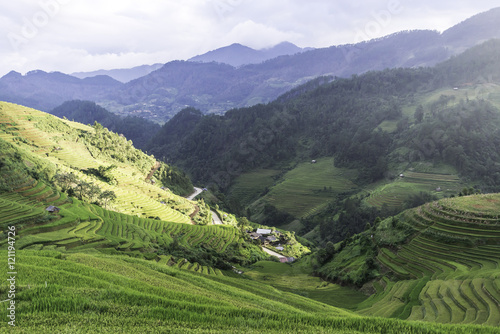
[{"xmin": 1, "ymin": 0, "xmax": 498, "ymax": 77}]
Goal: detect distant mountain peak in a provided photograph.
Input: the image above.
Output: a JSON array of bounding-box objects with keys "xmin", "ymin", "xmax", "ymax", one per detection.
[
  {"xmin": 1, "ymin": 70, "xmax": 22, "ymax": 79},
  {"xmin": 189, "ymin": 41, "xmax": 309, "ymax": 67}
]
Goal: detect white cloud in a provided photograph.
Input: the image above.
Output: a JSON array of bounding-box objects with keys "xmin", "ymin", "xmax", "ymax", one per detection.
[
  {"xmin": 0, "ymin": 0, "xmax": 499, "ymax": 76},
  {"xmin": 221, "ymin": 20, "xmax": 302, "ymax": 49}
]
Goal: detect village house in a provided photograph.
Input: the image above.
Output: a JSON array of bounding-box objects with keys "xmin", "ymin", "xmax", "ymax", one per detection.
[
  {"xmin": 256, "ymin": 228, "xmax": 272, "ymax": 235},
  {"xmin": 266, "ymin": 235, "xmax": 277, "ymax": 242},
  {"xmin": 45, "ymin": 206, "xmax": 60, "ymax": 213},
  {"xmin": 248, "ymin": 232, "xmax": 261, "ymax": 240}
]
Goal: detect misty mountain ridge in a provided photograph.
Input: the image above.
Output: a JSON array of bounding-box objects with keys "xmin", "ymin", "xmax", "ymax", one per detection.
[
  {"xmin": 71, "ymin": 63, "xmax": 164, "ymax": 83},
  {"xmin": 0, "ymin": 69, "xmax": 120, "ymax": 111},
  {"xmin": 188, "ymin": 41, "xmax": 310, "ymax": 67},
  {"xmin": 1, "ymin": 7, "xmax": 500, "ymax": 121}
]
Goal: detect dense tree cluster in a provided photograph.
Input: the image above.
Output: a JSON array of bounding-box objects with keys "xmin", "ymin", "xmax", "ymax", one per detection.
[
  {"xmin": 406, "ymin": 99, "xmax": 500, "ymax": 190},
  {"xmin": 153, "ymin": 163, "xmax": 193, "ymax": 197},
  {"xmin": 53, "ymin": 172, "xmax": 117, "ymax": 208},
  {"xmin": 146, "ymin": 40, "xmax": 500, "ymax": 198},
  {"xmin": 50, "ymin": 100, "xmax": 161, "ymax": 150}
]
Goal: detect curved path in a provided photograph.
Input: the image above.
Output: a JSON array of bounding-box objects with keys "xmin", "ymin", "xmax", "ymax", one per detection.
[
  {"xmin": 262, "ymin": 247, "xmax": 286, "ymax": 259},
  {"xmin": 186, "ymin": 187, "xmax": 203, "ymax": 201},
  {"xmin": 211, "ymin": 211, "xmax": 222, "ymax": 225},
  {"xmin": 186, "ymin": 187, "xmax": 222, "ymax": 225}
]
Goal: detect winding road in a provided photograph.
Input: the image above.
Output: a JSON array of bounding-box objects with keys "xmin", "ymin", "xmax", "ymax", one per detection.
[
  {"xmin": 186, "ymin": 187, "xmax": 203, "ymax": 201},
  {"xmin": 261, "ymin": 247, "xmax": 286, "ymax": 259},
  {"xmin": 186, "ymin": 187, "xmax": 222, "ymax": 225},
  {"xmin": 211, "ymin": 211, "xmax": 223, "ymax": 225}
]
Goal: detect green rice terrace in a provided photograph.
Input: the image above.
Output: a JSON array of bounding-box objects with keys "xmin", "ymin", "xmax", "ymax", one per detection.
[
  {"xmin": 1, "ymin": 102, "xmax": 500, "ymax": 333},
  {"xmin": 0, "ymin": 102, "xmax": 263, "ymax": 260},
  {"xmin": 231, "ymin": 158, "xmax": 358, "ymax": 220},
  {"xmin": 318, "ymin": 193, "xmax": 500, "ymax": 330}
]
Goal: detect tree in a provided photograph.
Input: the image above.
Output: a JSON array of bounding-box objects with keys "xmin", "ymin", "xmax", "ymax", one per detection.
[
  {"xmin": 99, "ymin": 190, "xmax": 117, "ymax": 210},
  {"xmin": 53, "ymin": 172, "xmax": 78, "ymax": 192},
  {"xmin": 414, "ymin": 104, "xmax": 424, "ymax": 123},
  {"xmin": 87, "ymin": 183, "xmax": 102, "ymax": 203}
]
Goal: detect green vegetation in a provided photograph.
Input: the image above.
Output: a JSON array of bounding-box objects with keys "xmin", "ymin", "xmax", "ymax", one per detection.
[
  {"xmin": 153, "ymin": 162, "xmax": 194, "ymax": 197},
  {"xmin": 317, "ymin": 193, "xmax": 500, "ymax": 327},
  {"xmin": 248, "ymin": 158, "xmax": 357, "ymax": 219},
  {"xmin": 2, "ymin": 41, "xmax": 500, "ymax": 333},
  {"xmin": 0, "ymin": 103, "xmax": 271, "ymax": 268},
  {"xmin": 145, "ymin": 40, "xmax": 500, "ymax": 248},
  {"xmin": 244, "ymin": 259, "xmax": 368, "ymax": 310},
  {"xmin": 1, "ymin": 250, "xmax": 500, "ymax": 333},
  {"xmin": 50, "ymin": 100, "xmax": 161, "ymax": 150}
]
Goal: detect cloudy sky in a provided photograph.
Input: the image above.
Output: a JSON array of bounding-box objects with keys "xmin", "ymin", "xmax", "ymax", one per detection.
[{"xmin": 0, "ymin": 0, "xmax": 498, "ymax": 77}]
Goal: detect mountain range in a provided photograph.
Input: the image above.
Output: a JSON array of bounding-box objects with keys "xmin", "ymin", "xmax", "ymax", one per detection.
[
  {"xmin": 188, "ymin": 41, "xmax": 310, "ymax": 67},
  {"xmin": 71, "ymin": 63, "xmax": 164, "ymax": 83},
  {"xmin": 2, "ymin": 8, "xmax": 500, "ymax": 332},
  {"xmin": 0, "ymin": 8, "xmax": 500, "ymax": 122}
]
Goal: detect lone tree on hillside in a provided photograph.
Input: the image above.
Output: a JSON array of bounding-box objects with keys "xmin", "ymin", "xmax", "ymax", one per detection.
[{"xmin": 99, "ymin": 190, "xmax": 117, "ymax": 210}]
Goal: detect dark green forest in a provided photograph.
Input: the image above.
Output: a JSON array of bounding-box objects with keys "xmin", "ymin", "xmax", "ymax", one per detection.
[
  {"xmin": 147, "ymin": 40, "xmax": 500, "ymax": 192},
  {"xmin": 140, "ymin": 40, "xmax": 500, "ymax": 246}
]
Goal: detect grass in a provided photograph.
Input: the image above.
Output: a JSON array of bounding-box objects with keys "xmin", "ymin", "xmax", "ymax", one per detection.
[
  {"xmin": 256, "ymin": 158, "xmax": 358, "ymax": 218},
  {"xmin": 359, "ymin": 193, "xmax": 500, "ymax": 326},
  {"xmin": 244, "ymin": 259, "xmax": 368, "ymax": 310},
  {"xmin": 2, "ymin": 250, "xmax": 498, "ymax": 333},
  {"xmin": 364, "ymin": 168, "xmax": 463, "ymax": 209},
  {"xmin": 0, "ymin": 102, "xmax": 195, "ymax": 224},
  {"xmin": 228, "ymin": 169, "xmax": 281, "ymax": 206},
  {"xmin": 2, "ymin": 102, "xmax": 500, "ymax": 331}
]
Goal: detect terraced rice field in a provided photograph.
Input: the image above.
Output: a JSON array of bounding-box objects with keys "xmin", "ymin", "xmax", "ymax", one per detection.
[
  {"xmin": 0, "ymin": 174, "xmax": 242, "ymax": 266},
  {"xmin": 228, "ymin": 169, "xmax": 281, "ymax": 206},
  {"xmin": 259, "ymin": 158, "xmax": 358, "ymax": 218},
  {"xmin": 365, "ymin": 171, "xmax": 463, "ymax": 209},
  {"xmin": 0, "ymin": 103, "xmax": 195, "ymax": 224},
  {"xmin": 363, "ymin": 194, "xmax": 500, "ymax": 326}
]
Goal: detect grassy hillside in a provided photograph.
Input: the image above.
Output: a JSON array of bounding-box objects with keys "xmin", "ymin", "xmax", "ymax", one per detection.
[
  {"xmin": 1, "ymin": 249, "xmax": 500, "ymax": 333},
  {"xmin": 1, "ymin": 105, "xmax": 500, "ymax": 332},
  {"xmin": 317, "ymin": 193, "xmax": 500, "ymax": 327},
  {"xmin": 0, "ymin": 103, "xmax": 270, "ymax": 263},
  {"xmin": 49, "ymin": 100, "xmax": 161, "ymax": 151},
  {"xmin": 249, "ymin": 158, "xmax": 358, "ymax": 219},
  {"xmin": 0, "ymin": 102, "xmax": 193, "ymax": 216}
]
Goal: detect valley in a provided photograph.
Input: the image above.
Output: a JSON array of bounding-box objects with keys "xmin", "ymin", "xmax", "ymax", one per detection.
[
  {"xmin": 1, "ymin": 7, "xmax": 500, "ymax": 333},
  {"xmin": 1, "ymin": 97, "xmax": 500, "ymax": 333}
]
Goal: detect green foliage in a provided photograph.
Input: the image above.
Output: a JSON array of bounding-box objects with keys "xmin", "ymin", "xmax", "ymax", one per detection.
[
  {"xmin": 318, "ymin": 193, "xmax": 500, "ymax": 326},
  {"xmin": 144, "ymin": 40, "xmax": 500, "ymax": 241},
  {"xmin": 83, "ymin": 165, "xmax": 117, "ymax": 184},
  {"xmin": 81, "ymin": 122, "xmax": 155, "ymax": 174},
  {"xmin": 153, "ymin": 162, "xmax": 193, "ymax": 196},
  {"xmin": 192, "ymin": 199, "xmax": 211, "ymax": 226},
  {"xmin": 50, "ymin": 100, "xmax": 161, "ymax": 150},
  {"xmin": 318, "ymin": 197, "xmax": 382, "ymax": 244},
  {"xmin": 0, "ymin": 138, "xmax": 57, "ymax": 189},
  {"xmin": 406, "ymin": 99, "xmax": 500, "ymax": 190},
  {"xmin": 3, "ymin": 250, "xmax": 498, "ymax": 333}
]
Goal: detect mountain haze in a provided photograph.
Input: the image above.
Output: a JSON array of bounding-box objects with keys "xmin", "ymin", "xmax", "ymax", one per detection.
[
  {"xmin": 0, "ymin": 70, "xmax": 120, "ymax": 112},
  {"xmin": 189, "ymin": 42, "xmax": 308, "ymax": 67},
  {"xmin": 1, "ymin": 8, "xmax": 499, "ymax": 121},
  {"xmin": 71, "ymin": 63, "xmax": 164, "ymax": 83}
]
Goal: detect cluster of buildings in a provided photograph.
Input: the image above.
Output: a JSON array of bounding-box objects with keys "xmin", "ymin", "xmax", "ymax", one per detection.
[
  {"xmin": 247, "ymin": 228, "xmax": 295, "ymax": 263},
  {"xmin": 248, "ymin": 228, "xmax": 280, "ymax": 244}
]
